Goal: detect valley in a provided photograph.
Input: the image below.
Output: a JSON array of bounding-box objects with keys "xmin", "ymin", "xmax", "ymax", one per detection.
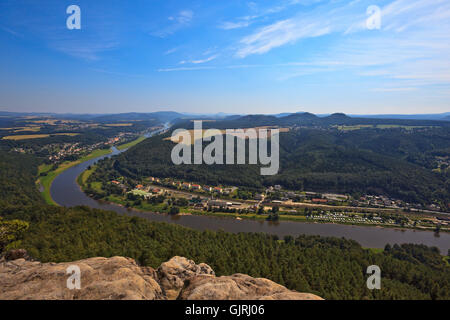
[{"xmin": 1, "ymin": 111, "xmax": 449, "ymax": 300}]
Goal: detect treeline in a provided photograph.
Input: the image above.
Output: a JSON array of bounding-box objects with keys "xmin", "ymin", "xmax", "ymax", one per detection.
[
  {"xmin": 1, "ymin": 204, "xmax": 448, "ymax": 300},
  {"xmin": 173, "ymin": 112, "xmax": 450, "ymax": 130},
  {"xmin": 100, "ymin": 127, "xmax": 450, "ymax": 206}
]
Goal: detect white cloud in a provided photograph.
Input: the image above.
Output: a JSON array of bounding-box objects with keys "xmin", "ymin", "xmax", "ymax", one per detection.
[
  {"xmin": 179, "ymin": 54, "xmax": 218, "ymax": 65},
  {"xmin": 0, "ymin": 25, "xmax": 22, "ymax": 37},
  {"xmin": 218, "ymin": 0, "xmax": 318, "ymax": 31},
  {"xmin": 372, "ymin": 87, "xmax": 417, "ymax": 92},
  {"xmin": 235, "ymin": 1, "xmax": 360, "ymax": 58},
  {"xmin": 236, "ymin": 18, "xmax": 331, "ymax": 58},
  {"xmin": 164, "ymin": 47, "xmax": 179, "ymax": 55},
  {"xmin": 174, "ymin": 10, "xmax": 193, "ymax": 24},
  {"xmin": 51, "ymin": 39, "xmax": 119, "ymax": 61},
  {"xmin": 153, "ymin": 10, "xmax": 194, "ymax": 37},
  {"xmin": 219, "ymin": 21, "xmax": 252, "ymax": 30},
  {"xmin": 191, "ymin": 55, "xmax": 218, "ymax": 64},
  {"xmin": 231, "ymin": 0, "xmax": 450, "ymax": 90},
  {"xmin": 158, "ymin": 66, "xmax": 216, "ymax": 72}
]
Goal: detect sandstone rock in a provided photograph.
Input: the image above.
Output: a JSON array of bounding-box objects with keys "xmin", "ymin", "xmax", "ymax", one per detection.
[
  {"xmin": 178, "ymin": 273, "xmax": 323, "ymax": 300},
  {"xmin": 0, "ymin": 255, "xmax": 322, "ymax": 300},
  {"xmin": 157, "ymin": 256, "xmax": 215, "ymax": 299},
  {"xmin": 0, "ymin": 256, "xmax": 164, "ymax": 300}
]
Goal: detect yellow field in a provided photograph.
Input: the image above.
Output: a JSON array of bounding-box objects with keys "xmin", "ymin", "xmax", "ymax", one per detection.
[
  {"xmin": 336, "ymin": 124, "xmax": 432, "ymax": 131},
  {"xmin": 166, "ymin": 127, "xmax": 289, "ymax": 145},
  {"xmin": 336, "ymin": 125, "xmax": 373, "ymax": 131},
  {"xmin": 104, "ymin": 123, "xmax": 133, "ymax": 127},
  {"xmin": 28, "ymin": 119, "xmax": 58, "ymax": 125},
  {"xmin": 52, "ymin": 133, "xmax": 80, "ymax": 136},
  {"xmin": 13, "ymin": 126, "xmax": 41, "ymax": 132},
  {"xmin": 2, "ymin": 132, "xmax": 79, "ymax": 140},
  {"xmin": 2, "ymin": 134, "xmax": 50, "ymax": 140}
]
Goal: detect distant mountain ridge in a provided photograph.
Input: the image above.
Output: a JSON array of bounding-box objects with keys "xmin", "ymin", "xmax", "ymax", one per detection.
[
  {"xmin": 1, "ymin": 110, "xmax": 449, "ymax": 125},
  {"xmin": 175, "ymin": 112, "xmax": 450, "ymax": 130}
]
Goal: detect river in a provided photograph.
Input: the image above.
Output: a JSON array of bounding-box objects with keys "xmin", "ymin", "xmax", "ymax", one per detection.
[{"xmin": 50, "ymin": 130, "xmax": 450, "ymax": 253}]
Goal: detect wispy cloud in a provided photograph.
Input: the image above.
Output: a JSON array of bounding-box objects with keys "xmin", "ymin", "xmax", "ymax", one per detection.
[
  {"xmin": 165, "ymin": 47, "xmax": 180, "ymax": 55},
  {"xmin": 152, "ymin": 10, "xmax": 194, "ymax": 38},
  {"xmin": 192, "ymin": 55, "xmax": 218, "ymax": 64},
  {"xmin": 0, "ymin": 25, "xmax": 22, "ymax": 37},
  {"xmin": 169, "ymin": 10, "xmax": 194, "ymax": 25},
  {"xmin": 230, "ymin": 0, "xmax": 450, "ymax": 89},
  {"xmin": 158, "ymin": 66, "xmax": 216, "ymax": 72},
  {"xmin": 236, "ymin": 18, "xmax": 331, "ymax": 58},
  {"xmin": 218, "ymin": 0, "xmax": 314, "ymax": 31},
  {"xmin": 51, "ymin": 39, "xmax": 119, "ymax": 61},
  {"xmin": 372, "ymin": 87, "xmax": 417, "ymax": 92},
  {"xmin": 235, "ymin": 0, "xmax": 450, "ymax": 59},
  {"xmin": 235, "ymin": 1, "xmax": 359, "ymax": 58},
  {"xmin": 219, "ymin": 20, "xmax": 252, "ymax": 30}
]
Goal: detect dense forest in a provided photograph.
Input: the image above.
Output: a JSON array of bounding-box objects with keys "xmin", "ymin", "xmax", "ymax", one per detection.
[
  {"xmin": 0, "ymin": 151, "xmax": 44, "ymax": 207},
  {"xmin": 1, "ymin": 204, "xmax": 449, "ymax": 300},
  {"xmin": 98, "ymin": 126, "xmax": 450, "ymax": 207}
]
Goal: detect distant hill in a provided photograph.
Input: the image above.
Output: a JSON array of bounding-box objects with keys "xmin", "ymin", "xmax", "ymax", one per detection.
[
  {"xmin": 90, "ymin": 112, "xmax": 183, "ymax": 123},
  {"xmin": 352, "ymin": 113, "xmax": 450, "ymax": 121},
  {"xmin": 174, "ymin": 112, "xmax": 450, "ymax": 130}
]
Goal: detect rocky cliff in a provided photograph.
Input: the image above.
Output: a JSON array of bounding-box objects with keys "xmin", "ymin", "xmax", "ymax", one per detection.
[{"xmin": 0, "ymin": 252, "xmax": 322, "ymax": 300}]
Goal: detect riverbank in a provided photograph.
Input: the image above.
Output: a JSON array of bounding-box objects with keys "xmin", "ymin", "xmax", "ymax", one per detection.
[
  {"xmin": 116, "ymin": 136, "xmax": 146, "ymax": 150},
  {"xmin": 75, "ymin": 185, "xmax": 448, "ymax": 234},
  {"xmin": 37, "ymin": 135, "xmax": 148, "ymax": 205},
  {"xmin": 37, "ymin": 148, "xmax": 112, "ymax": 205}
]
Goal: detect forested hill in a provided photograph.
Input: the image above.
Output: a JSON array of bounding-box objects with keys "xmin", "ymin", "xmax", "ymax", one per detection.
[
  {"xmin": 106, "ymin": 127, "xmax": 450, "ymax": 206},
  {"xmin": 0, "ymin": 151, "xmax": 44, "ymax": 207},
  {"xmin": 172, "ymin": 112, "xmax": 450, "ymax": 130}
]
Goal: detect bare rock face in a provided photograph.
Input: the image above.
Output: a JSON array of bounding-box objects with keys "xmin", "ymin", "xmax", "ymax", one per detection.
[
  {"xmin": 0, "ymin": 253, "xmax": 322, "ymax": 300},
  {"xmin": 157, "ymin": 256, "xmax": 215, "ymax": 299},
  {"xmin": 0, "ymin": 256, "xmax": 164, "ymax": 300},
  {"xmin": 178, "ymin": 273, "xmax": 322, "ymax": 300}
]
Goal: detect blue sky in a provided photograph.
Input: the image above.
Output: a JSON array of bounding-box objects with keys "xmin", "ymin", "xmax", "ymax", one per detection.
[{"xmin": 0, "ymin": 0, "xmax": 449, "ymax": 114}]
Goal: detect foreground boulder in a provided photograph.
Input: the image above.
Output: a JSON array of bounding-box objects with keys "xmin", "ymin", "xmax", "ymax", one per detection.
[
  {"xmin": 157, "ymin": 256, "xmax": 215, "ymax": 299},
  {"xmin": 0, "ymin": 256, "xmax": 163, "ymax": 300},
  {"xmin": 0, "ymin": 254, "xmax": 322, "ymax": 300},
  {"xmin": 179, "ymin": 273, "xmax": 321, "ymax": 300}
]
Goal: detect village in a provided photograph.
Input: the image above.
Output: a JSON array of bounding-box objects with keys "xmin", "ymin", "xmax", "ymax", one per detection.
[
  {"xmin": 12, "ymin": 130, "xmax": 147, "ymax": 164},
  {"xmin": 103, "ymin": 176, "xmax": 449, "ymax": 231}
]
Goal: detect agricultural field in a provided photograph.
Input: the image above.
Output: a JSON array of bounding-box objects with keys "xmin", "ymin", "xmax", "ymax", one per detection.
[
  {"xmin": 2, "ymin": 133, "xmax": 80, "ymax": 140},
  {"xmin": 104, "ymin": 123, "xmax": 133, "ymax": 127},
  {"xmin": 166, "ymin": 127, "xmax": 289, "ymax": 145},
  {"xmin": 336, "ymin": 124, "xmax": 433, "ymax": 131},
  {"xmin": 2, "ymin": 134, "xmax": 50, "ymax": 140}
]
